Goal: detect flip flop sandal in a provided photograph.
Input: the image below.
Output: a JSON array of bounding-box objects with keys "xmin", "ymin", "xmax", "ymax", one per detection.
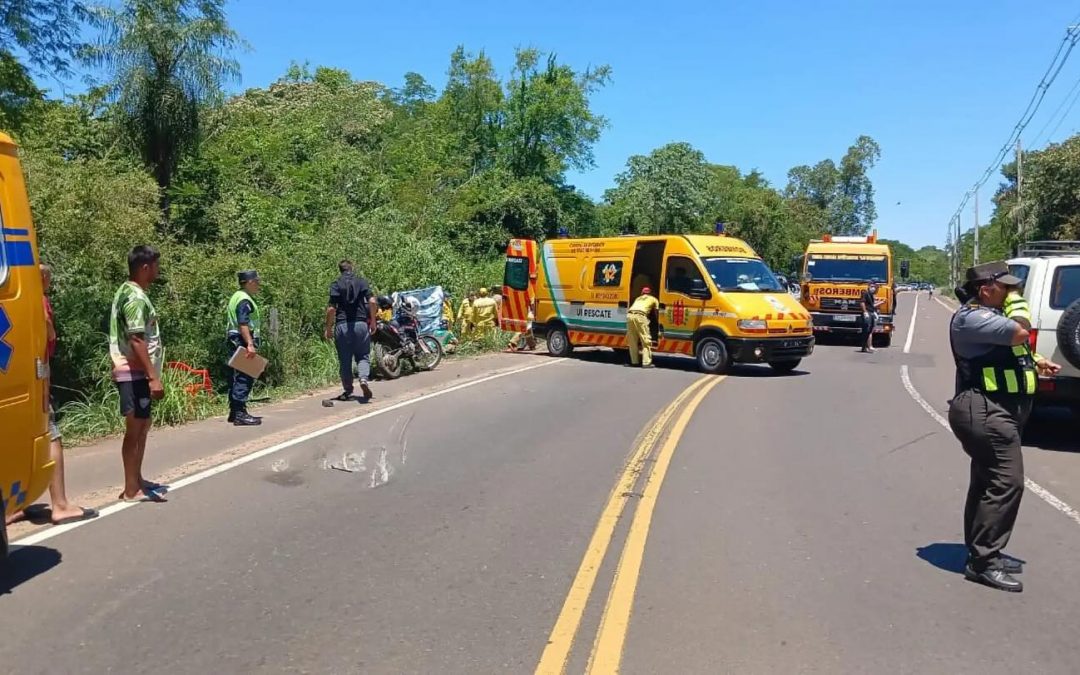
[
  {"xmin": 51, "ymin": 507, "xmax": 99, "ymax": 525},
  {"xmin": 118, "ymin": 489, "xmax": 167, "ymax": 504},
  {"xmin": 141, "ymin": 479, "xmax": 169, "ymax": 493}
]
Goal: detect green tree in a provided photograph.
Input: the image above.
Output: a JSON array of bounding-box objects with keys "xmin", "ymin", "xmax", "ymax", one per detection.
[
  {"xmin": 989, "ymin": 135, "xmax": 1080, "ymax": 246},
  {"xmin": 786, "ymin": 135, "xmax": 881, "ymax": 235},
  {"xmin": 82, "ymin": 0, "xmax": 242, "ymax": 222},
  {"xmin": 0, "ymin": 0, "xmax": 89, "ymax": 129},
  {"xmin": 499, "ymin": 49, "xmax": 610, "ymax": 182},
  {"xmin": 441, "ymin": 46, "xmax": 503, "ymax": 176},
  {"xmin": 604, "ymin": 142, "xmax": 713, "ymax": 235},
  {"xmin": 0, "ymin": 0, "xmax": 86, "ymax": 74}
]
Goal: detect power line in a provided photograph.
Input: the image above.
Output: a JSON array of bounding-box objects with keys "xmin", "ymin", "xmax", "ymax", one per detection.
[
  {"xmin": 946, "ymin": 23, "xmax": 1080, "ymax": 247},
  {"xmin": 1047, "ymin": 76, "xmax": 1080, "ymax": 141},
  {"xmin": 1031, "ymin": 70, "xmax": 1080, "ymax": 147}
]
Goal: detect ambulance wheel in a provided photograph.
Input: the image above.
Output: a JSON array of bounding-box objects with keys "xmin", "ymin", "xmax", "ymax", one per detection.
[
  {"xmin": 768, "ymin": 359, "xmax": 801, "ymax": 374},
  {"xmin": 695, "ymin": 336, "xmax": 731, "ymax": 374},
  {"xmin": 547, "ymin": 325, "xmax": 573, "ymax": 358}
]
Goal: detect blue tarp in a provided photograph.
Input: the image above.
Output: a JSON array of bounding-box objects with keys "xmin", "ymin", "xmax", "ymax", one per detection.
[{"xmin": 393, "ymin": 285, "xmax": 447, "ymax": 335}]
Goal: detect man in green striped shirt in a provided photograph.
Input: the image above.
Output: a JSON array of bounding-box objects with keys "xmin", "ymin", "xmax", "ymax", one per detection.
[{"xmin": 109, "ymin": 245, "xmax": 167, "ymax": 503}]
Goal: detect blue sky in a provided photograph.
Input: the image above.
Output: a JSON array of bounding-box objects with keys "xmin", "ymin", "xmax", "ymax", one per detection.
[{"xmin": 48, "ymin": 1, "xmax": 1080, "ymax": 248}]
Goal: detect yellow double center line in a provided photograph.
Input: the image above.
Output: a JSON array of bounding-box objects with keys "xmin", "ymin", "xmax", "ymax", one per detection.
[{"xmin": 536, "ymin": 374, "xmax": 725, "ymax": 675}]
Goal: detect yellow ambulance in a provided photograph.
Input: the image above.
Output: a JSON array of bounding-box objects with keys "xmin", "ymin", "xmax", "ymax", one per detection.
[
  {"xmin": 501, "ymin": 229, "xmax": 814, "ymax": 374},
  {"xmin": 0, "ymin": 132, "xmax": 53, "ymax": 559}
]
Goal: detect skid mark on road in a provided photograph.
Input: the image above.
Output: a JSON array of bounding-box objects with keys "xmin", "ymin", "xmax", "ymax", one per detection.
[
  {"xmin": 900, "ymin": 365, "xmax": 1080, "ymax": 528},
  {"xmin": 14, "ymin": 358, "xmax": 566, "ymax": 549}
]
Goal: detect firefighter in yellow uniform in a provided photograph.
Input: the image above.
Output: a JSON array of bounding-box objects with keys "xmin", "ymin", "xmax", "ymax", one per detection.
[
  {"xmin": 507, "ymin": 293, "xmax": 539, "ymax": 352},
  {"xmin": 626, "ymin": 286, "xmax": 659, "ymax": 368},
  {"xmin": 472, "ymin": 288, "xmax": 498, "ymax": 338},
  {"xmin": 457, "ymin": 291, "xmax": 476, "ymax": 338}
]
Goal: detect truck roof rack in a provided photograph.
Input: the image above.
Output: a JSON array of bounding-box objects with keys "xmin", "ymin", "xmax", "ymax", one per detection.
[{"xmin": 1016, "ymin": 241, "xmax": 1080, "ymax": 257}]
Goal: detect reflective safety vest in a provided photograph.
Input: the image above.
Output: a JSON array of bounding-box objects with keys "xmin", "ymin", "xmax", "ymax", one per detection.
[
  {"xmin": 951, "ymin": 309, "xmax": 1036, "ymax": 396},
  {"xmin": 227, "ymin": 290, "xmax": 261, "ymax": 339}
]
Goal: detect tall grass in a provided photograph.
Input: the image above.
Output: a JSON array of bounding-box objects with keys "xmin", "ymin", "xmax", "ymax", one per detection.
[
  {"xmin": 57, "ymin": 356, "xmax": 223, "ymax": 444},
  {"xmin": 55, "ymin": 329, "xmax": 517, "ymax": 445}
]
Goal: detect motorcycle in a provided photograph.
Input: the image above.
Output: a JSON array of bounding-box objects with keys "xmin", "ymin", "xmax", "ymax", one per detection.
[{"xmin": 371, "ymin": 314, "xmax": 444, "ymax": 380}]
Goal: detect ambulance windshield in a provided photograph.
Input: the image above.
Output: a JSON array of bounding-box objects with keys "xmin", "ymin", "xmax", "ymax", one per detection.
[{"xmin": 702, "ymin": 258, "xmax": 784, "ymax": 292}]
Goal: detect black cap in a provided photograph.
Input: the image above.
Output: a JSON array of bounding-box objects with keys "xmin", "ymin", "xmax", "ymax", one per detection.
[
  {"xmin": 238, "ymin": 269, "xmax": 260, "ymax": 285},
  {"xmin": 964, "ymin": 261, "xmax": 1021, "ymax": 287}
]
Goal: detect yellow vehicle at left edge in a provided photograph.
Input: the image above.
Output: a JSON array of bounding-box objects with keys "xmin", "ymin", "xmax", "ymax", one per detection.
[{"xmin": 0, "ymin": 131, "xmax": 53, "ymax": 560}]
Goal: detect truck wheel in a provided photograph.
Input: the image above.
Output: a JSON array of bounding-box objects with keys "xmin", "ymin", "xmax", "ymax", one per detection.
[
  {"xmin": 873, "ymin": 333, "xmax": 892, "ymax": 348},
  {"xmin": 768, "ymin": 359, "xmax": 801, "ymax": 374},
  {"xmin": 1057, "ymin": 298, "xmax": 1080, "ymax": 370},
  {"xmin": 696, "ymin": 336, "xmax": 731, "ymax": 374},
  {"xmin": 547, "ymin": 325, "xmax": 573, "ymax": 358}
]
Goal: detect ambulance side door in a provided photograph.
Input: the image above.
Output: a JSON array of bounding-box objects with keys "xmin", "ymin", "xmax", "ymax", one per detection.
[{"xmin": 660, "ymin": 254, "xmax": 710, "ymax": 343}]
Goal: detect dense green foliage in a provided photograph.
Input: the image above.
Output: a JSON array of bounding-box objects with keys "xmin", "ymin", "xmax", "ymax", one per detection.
[
  {"xmin": 945, "ymin": 133, "xmax": 1080, "ymax": 283},
  {"xmin": 600, "ymin": 137, "xmax": 895, "ymax": 274},
  {"xmin": 0, "ymin": 0, "xmax": 943, "ymax": 438},
  {"xmin": 879, "ymin": 239, "xmax": 949, "ymax": 286}
]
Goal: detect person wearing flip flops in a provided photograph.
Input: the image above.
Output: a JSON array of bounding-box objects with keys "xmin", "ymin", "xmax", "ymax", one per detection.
[
  {"xmin": 5, "ymin": 264, "xmax": 99, "ymax": 526},
  {"xmin": 109, "ymin": 246, "xmax": 168, "ymax": 503}
]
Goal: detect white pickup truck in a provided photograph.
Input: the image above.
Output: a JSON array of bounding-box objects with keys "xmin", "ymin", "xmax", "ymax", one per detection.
[{"xmin": 1008, "ymin": 241, "xmax": 1080, "ymax": 415}]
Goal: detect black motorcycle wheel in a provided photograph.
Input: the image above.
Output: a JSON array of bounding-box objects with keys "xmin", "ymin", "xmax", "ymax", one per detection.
[
  {"xmin": 415, "ymin": 335, "xmax": 444, "ymax": 371},
  {"xmin": 373, "ymin": 342, "xmax": 402, "ymax": 380}
]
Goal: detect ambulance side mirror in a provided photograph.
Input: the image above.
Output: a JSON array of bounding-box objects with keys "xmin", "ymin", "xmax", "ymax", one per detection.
[{"xmin": 688, "ymin": 278, "xmax": 711, "ymax": 299}]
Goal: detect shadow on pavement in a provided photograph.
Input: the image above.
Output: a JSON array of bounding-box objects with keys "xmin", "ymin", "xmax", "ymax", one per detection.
[
  {"xmin": 1024, "ymin": 406, "xmax": 1080, "ymax": 453},
  {"xmin": 917, "ymin": 543, "xmax": 968, "ymax": 574},
  {"xmin": 569, "ymin": 348, "xmax": 810, "ymax": 377},
  {"xmin": 917, "ymin": 542, "xmax": 1026, "ymax": 575},
  {"xmin": 0, "ymin": 545, "xmax": 62, "ymax": 594}
]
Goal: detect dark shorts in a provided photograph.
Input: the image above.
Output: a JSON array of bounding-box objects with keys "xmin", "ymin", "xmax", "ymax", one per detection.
[
  {"xmin": 48, "ymin": 402, "xmax": 61, "ymax": 441},
  {"xmin": 116, "ymin": 379, "xmax": 152, "ymax": 419}
]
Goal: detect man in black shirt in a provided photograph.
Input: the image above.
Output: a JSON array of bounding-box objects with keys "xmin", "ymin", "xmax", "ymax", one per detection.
[
  {"xmin": 860, "ymin": 282, "xmax": 883, "ymax": 353},
  {"xmin": 325, "ymin": 260, "xmax": 378, "ymax": 400}
]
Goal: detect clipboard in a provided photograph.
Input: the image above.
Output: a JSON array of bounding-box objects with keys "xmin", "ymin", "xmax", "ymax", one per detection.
[{"xmin": 228, "ymin": 346, "xmax": 269, "ymax": 379}]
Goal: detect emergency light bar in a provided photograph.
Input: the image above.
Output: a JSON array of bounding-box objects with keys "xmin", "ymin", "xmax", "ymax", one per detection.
[{"xmin": 811, "ymin": 230, "xmax": 878, "ymax": 244}]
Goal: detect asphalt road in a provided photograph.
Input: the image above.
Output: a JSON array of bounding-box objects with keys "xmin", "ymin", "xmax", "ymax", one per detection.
[{"xmin": 3, "ymin": 293, "xmax": 1080, "ymax": 674}]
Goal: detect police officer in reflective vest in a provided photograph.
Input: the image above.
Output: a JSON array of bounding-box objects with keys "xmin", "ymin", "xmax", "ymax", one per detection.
[
  {"xmin": 227, "ymin": 270, "xmax": 263, "ymax": 426},
  {"xmin": 949, "ymin": 261, "xmax": 1060, "ymax": 592}
]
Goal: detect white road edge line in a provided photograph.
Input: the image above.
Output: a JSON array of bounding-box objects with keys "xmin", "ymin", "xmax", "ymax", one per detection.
[
  {"xmin": 934, "ymin": 296, "xmax": 957, "ymax": 312},
  {"xmin": 903, "ymin": 292, "xmax": 919, "ymax": 354},
  {"xmin": 900, "ymin": 364, "xmax": 1080, "ymax": 528},
  {"xmin": 14, "ymin": 358, "xmax": 566, "ymax": 548}
]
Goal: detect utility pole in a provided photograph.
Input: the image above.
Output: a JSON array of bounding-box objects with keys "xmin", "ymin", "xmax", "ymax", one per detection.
[
  {"xmin": 1016, "ymin": 138, "xmax": 1023, "ymax": 239},
  {"xmin": 974, "ymin": 188, "xmax": 980, "ymax": 266},
  {"xmin": 948, "ymin": 219, "xmax": 955, "ymax": 288},
  {"xmin": 956, "ymin": 212, "xmax": 963, "ymax": 281}
]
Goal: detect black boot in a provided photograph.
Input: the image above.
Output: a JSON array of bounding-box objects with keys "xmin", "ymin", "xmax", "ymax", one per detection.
[
  {"xmin": 227, "ymin": 409, "xmax": 237, "ymax": 423},
  {"xmin": 233, "ymin": 410, "xmax": 262, "ymax": 426}
]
